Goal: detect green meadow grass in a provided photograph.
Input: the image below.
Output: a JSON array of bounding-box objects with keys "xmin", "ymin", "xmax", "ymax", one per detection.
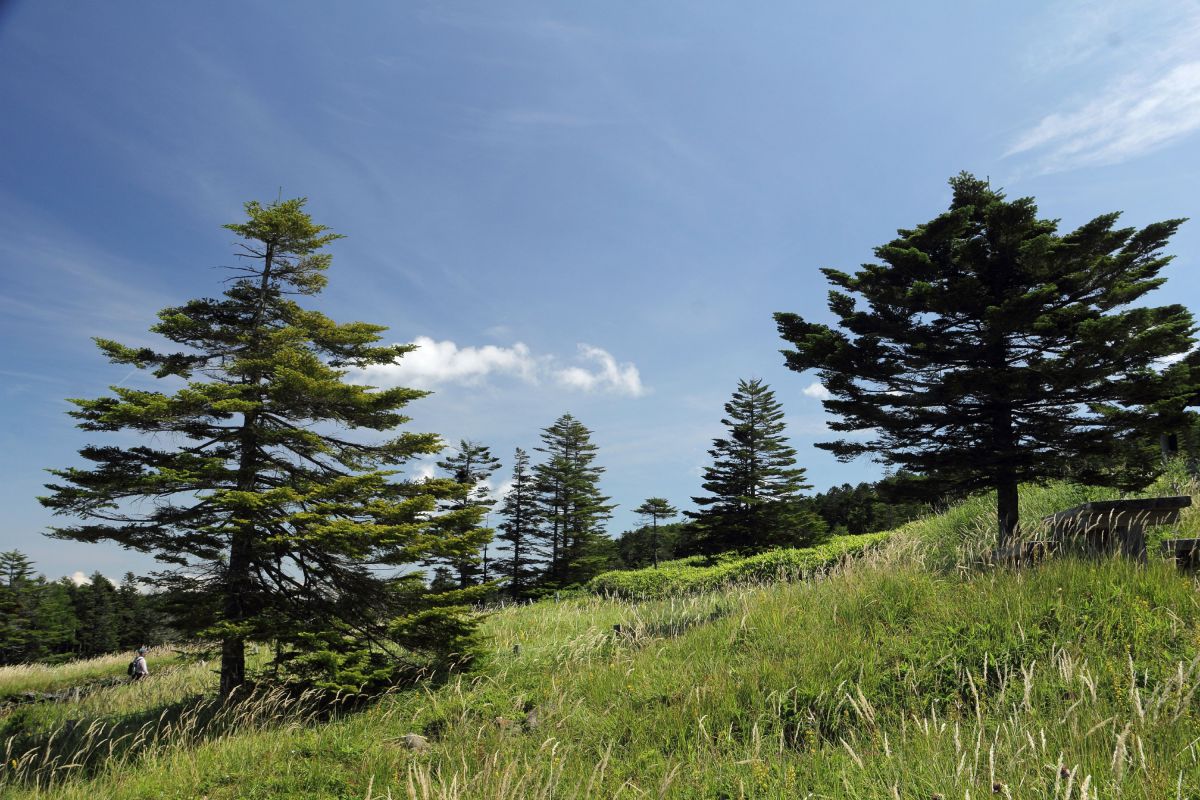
[
  {"xmin": 586, "ymin": 532, "xmax": 892, "ymax": 597},
  {"xmin": 0, "ymin": 647, "xmax": 185, "ymax": 701},
  {"xmin": 4, "ymin": 478, "xmax": 1200, "ymax": 798}
]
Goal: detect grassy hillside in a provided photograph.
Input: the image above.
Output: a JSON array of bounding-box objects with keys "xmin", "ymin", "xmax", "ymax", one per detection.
[
  {"xmin": 587, "ymin": 532, "xmax": 892, "ymax": 597},
  {"xmin": 5, "ymin": 478, "xmax": 1200, "ymax": 798}
]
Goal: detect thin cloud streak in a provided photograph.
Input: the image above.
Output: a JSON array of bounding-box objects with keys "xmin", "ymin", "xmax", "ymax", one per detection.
[{"xmin": 1008, "ymin": 0, "xmax": 1200, "ymax": 173}]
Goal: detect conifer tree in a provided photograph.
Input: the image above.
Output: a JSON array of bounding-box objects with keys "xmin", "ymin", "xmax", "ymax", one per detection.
[
  {"xmin": 116, "ymin": 573, "xmax": 151, "ymax": 649},
  {"xmin": 0, "ymin": 551, "xmax": 36, "ymax": 664},
  {"xmin": 534, "ymin": 414, "xmax": 615, "ymax": 586},
  {"xmin": 0, "ymin": 552, "xmax": 78, "ymax": 664},
  {"xmin": 69, "ymin": 573, "xmax": 119, "ymax": 657},
  {"xmin": 41, "ymin": 198, "xmax": 490, "ymax": 695},
  {"xmin": 688, "ymin": 379, "xmax": 825, "ymax": 554},
  {"xmin": 775, "ymin": 173, "xmax": 1197, "ymax": 547},
  {"xmin": 495, "ymin": 448, "xmax": 543, "ymax": 598},
  {"xmin": 435, "ymin": 440, "xmax": 501, "ymax": 588},
  {"xmin": 632, "ymin": 498, "xmax": 678, "ymax": 568}
]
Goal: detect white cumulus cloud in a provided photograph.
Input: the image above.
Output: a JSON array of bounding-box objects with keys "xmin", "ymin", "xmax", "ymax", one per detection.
[
  {"xmin": 802, "ymin": 381, "xmax": 831, "ymax": 400},
  {"xmin": 552, "ymin": 345, "xmax": 645, "ymax": 397},
  {"xmin": 356, "ymin": 338, "xmax": 645, "ymax": 397},
  {"xmin": 357, "ymin": 336, "xmax": 537, "ymax": 389}
]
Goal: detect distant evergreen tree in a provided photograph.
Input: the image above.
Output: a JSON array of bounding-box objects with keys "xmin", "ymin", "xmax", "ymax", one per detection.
[
  {"xmin": 0, "ymin": 551, "xmax": 36, "ymax": 588},
  {"xmin": 615, "ymin": 522, "xmax": 689, "ymax": 569},
  {"xmin": 534, "ymin": 414, "xmax": 615, "ymax": 586},
  {"xmin": 116, "ymin": 573, "xmax": 151, "ymax": 649},
  {"xmin": 0, "ymin": 552, "xmax": 76, "ymax": 664},
  {"xmin": 0, "ymin": 551, "xmax": 37, "ymax": 663},
  {"xmin": 495, "ymin": 448, "xmax": 544, "ymax": 598},
  {"xmin": 70, "ymin": 573, "xmax": 120, "ymax": 657},
  {"xmin": 776, "ymin": 173, "xmax": 1197, "ymax": 547},
  {"xmin": 688, "ymin": 379, "xmax": 825, "ymax": 554},
  {"xmin": 435, "ymin": 440, "xmax": 501, "ymax": 588},
  {"xmin": 632, "ymin": 498, "xmax": 678, "ymax": 568},
  {"xmin": 428, "ymin": 566, "xmax": 457, "ymax": 594},
  {"xmin": 41, "ymin": 198, "xmax": 490, "ymax": 695},
  {"xmin": 804, "ymin": 479, "xmax": 926, "ymax": 536},
  {"xmin": 36, "ymin": 580, "xmax": 78, "ymax": 662}
]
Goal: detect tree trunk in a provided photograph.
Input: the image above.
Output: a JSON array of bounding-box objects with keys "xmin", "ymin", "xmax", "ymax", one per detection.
[
  {"xmin": 219, "ymin": 528, "xmax": 251, "ymax": 697},
  {"xmin": 222, "ymin": 405, "xmax": 261, "ymax": 697},
  {"xmin": 651, "ymin": 518, "xmax": 659, "ymax": 568},
  {"xmin": 996, "ymin": 478, "xmax": 1019, "ymax": 550}
]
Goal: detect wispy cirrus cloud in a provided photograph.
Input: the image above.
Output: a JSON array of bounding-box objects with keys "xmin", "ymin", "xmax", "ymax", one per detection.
[
  {"xmin": 355, "ymin": 336, "xmax": 645, "ymax": 397},
  {"xmin": 1008, "ymin": 0, "xmax": 1200, "ymax": 173}
]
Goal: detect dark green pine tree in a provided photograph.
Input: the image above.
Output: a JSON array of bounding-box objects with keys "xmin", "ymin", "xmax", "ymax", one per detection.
[
  {"xmin": 435, "ymin": 440, "xmax": 501, "ymax": 588},
  {"xmin": 116, "ymin": 573, "xmax": 150, "ymax": 649},
  {"xmin": 41, "ymin": 198, "xmax": 491, "ymax": 695},
  {"xmin": 615, "ymin": 522, "xmax": 689, "ymax": 569},
  {"xmin": 495, "ymin": 448, "xmax": 544, "ymax": 599},
  {"xmin": 0, "ymin": 552, "xmax": 77, "ymax": 665},
  {"xmin": 534, "ymin": 414, "xmax": 615, "ymax": 587},
  {"xmin": 69, "ymin": 573, "xmax": 120, "ymax": 657},
  {"xmin": 632, "ymin": 498, "xmax": 678, "ymax": 568},
  {"xmin": 0, "ymin": 551, "xmax": 37, "ymax": 664},
  {"xmin": 775, "ymin": 173, "xmax": 1197, "ymax": 548},
  {"xmin": 688, "ymin": 379, "xmax": 825, "ymax": 554}
]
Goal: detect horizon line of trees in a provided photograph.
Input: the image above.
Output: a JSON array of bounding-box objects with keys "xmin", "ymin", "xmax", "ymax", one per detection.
[{"xmin": 0, "ymin": 550, "xmax": 172, "ymax": 666}]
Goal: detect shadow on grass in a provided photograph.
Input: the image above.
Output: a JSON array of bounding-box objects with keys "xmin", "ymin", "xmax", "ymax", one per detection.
[
  {"xmin": 0, "ymin": 653, "xmax": 475, "ymax": 793},
  {"xmin": 0, "ymin": 680, "xmax": 352, "ymax": 791}
]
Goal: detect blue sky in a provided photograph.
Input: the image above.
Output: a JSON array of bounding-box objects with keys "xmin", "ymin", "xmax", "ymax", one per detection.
[{"xmin": 3, "ymin": 1, "xmax": 1200, "ymax": 580}]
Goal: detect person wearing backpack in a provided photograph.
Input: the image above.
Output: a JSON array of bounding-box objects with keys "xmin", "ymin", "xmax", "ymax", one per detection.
[{"xmin": 128, "ymin": 647, "xmax": 149, "ymax": 682}]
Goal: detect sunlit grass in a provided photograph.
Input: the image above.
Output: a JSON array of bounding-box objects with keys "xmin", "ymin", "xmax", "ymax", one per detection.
[
  {"xmin": 5, "ymin": 477, "xmax": 1200, "ymax": 798},
  {"xmin": 0, "ymin": 646, "xmax": 184, "ymax": 699}
]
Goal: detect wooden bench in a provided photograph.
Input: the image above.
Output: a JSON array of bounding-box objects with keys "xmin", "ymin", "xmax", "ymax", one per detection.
[
  {"xmin": 1161, "ymin": 538, "xmax": 1200, "ymax": 569},
  {"xmin": 1042, "ymin": 496, "xmax": 1191, "ymax": 560}
]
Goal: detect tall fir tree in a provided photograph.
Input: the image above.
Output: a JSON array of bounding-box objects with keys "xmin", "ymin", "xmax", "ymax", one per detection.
[
  {"xmin": 688, "ymin": 379, "xmax": 825, "ymax": 554},
  {"xmin": 495, "ymin": 448, "xmax": 544, "ymax": 598},
  {"xmin": 775, "ymin": 173, "xmax": 1197, "ymax": 547},
  {"xmin": 434, "ymin": 440, "xmax": 501, "ymax": 588},
  {"xmin": 41, "ymin": 198, "xmax": 490, "ymax": 695},
  {"xmin": 534, "ymin": 414, "xmax": 615, "ymax": 587},
  {"xmin": 632, "ymin": 498, "xmax": 678, "ymax": 568}
]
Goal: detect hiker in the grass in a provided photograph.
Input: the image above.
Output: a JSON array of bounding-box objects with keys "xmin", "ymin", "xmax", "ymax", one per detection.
[{"xmin": 129, "ymin": 647, "xmax": 149, "ymax": 681}]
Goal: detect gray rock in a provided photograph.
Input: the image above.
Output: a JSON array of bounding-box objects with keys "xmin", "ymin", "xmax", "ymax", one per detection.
[{"xmin": 401, "ymin": 733, "xmax": 429, "ymax": 751}]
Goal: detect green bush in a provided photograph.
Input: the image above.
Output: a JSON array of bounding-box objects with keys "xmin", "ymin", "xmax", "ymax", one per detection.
[{"xmin": 587, "ymin": 532, "xmax": 891, "ymax": 597}]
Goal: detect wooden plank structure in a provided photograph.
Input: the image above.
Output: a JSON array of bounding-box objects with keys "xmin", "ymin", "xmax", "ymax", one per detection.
[
  {"xmin": 1161, "ymin": 538, "xmax": 1200, "ymax": 569},
  {"xmin": 1042, "ymin": 496, "xmax": 1191, "ymax": 560}
]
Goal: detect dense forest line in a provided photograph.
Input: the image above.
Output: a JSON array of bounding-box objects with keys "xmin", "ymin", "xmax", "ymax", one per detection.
[{"xmin": 0, "ymin": 551, "xmax": 171, "ymax": 665}]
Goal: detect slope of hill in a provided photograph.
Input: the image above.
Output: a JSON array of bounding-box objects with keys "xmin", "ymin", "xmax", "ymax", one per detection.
[{"xmin": 4, "ymin": 477, "xmax": 1200, "ymax": 799}]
